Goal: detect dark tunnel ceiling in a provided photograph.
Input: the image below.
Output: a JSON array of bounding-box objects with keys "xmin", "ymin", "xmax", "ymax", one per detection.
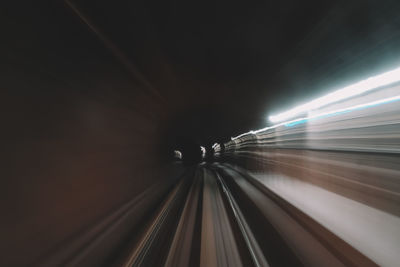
[{"xmin": 5, "ymin": 0, "xmax": 400, "ymax": 147}]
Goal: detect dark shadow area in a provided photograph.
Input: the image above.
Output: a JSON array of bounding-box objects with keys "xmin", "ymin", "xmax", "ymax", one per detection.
[{"xmin": 2, "ymin": 0, "xmax": 400, "ymax": 265}]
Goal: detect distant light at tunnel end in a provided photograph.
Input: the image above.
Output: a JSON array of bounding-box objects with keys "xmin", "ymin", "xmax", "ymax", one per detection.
[{"xmin": 269, "ymin": 66, "xmax": 400, "ymax": 123}]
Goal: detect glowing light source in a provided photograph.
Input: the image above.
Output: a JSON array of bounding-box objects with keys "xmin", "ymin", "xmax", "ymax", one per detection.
[
  {"xmin": 269, "ymin": 66, "xmax": 400, "ymax": 123},
  {"xmin": 200, "ymin": 146, "xmax": 206, "ymax": 159},
  {"xmin": 284, "ymin": 94, "xmax": 400, "ymax": 127},
  {"xmin": 173, "ymin": 150, "xmax": 182, "ymax": 159},
  {"xmin": 231, "ymin": 94, "xmax": 400, "ymax": 140}
]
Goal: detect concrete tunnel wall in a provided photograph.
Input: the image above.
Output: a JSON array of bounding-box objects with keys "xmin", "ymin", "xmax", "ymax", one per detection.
[{"xmin": 1, "ymin": 2, "xmax": 196, "ymax": 265}]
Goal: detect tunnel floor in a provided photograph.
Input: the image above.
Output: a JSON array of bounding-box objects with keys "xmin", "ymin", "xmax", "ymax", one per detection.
[{"xmin": 118, "ymin": 162, "xmax": 380, "ymax": 267}]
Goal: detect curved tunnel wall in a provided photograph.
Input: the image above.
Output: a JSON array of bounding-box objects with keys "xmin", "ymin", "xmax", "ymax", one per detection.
[
  {"xmin": 3, "ymin": 1, "xmax": 400, "ymax": 266},
  {"xmin": 1, "ymin": 2, "xmax": 187, "ymax": 266}
]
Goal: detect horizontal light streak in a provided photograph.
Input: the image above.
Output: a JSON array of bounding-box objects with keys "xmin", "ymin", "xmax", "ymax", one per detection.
[
  {"xmin": 269, "ymin": 66, "xmax": 400, "ymax": 123},
  {"xmin": 231, "ymin": 94, "xmax": 400, "ymax": 140}
]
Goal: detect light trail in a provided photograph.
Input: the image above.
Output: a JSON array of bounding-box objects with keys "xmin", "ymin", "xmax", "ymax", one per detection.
[{"xmin": 269, "ymin": 66, "xmax": 400, "ymax": 123}]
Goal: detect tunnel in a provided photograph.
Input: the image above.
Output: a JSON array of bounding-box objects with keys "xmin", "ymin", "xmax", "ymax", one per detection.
[{"xmin": 2, "ymin": 1, "xmax": 400, "ymax": 266}]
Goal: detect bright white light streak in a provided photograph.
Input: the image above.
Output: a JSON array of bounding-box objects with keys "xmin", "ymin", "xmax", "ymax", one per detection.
[
  {"xmin": 284, "ymin": 94, "xmax": 400, "ymax": 127},
  {"xmin": 232, "ymin": 94, "xmax": 400, "ymax": 140},
  {"xmin": 269, "ymin": 66, "xmax": 400, "ymax": 123},
  {"xmin": 200, "ymin": 146, "xmax": 206, "ymax": 158}
]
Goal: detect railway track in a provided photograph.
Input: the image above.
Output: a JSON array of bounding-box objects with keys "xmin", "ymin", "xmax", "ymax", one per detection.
[{"xmin": 116, "ymin": 162, "xmax": 388, "ymax": 267}]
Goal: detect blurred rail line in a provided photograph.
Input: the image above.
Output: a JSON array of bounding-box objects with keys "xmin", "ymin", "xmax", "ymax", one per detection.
[{"xmin": 115, "ymin": 159, "xmax": 392, "ymax": 266}]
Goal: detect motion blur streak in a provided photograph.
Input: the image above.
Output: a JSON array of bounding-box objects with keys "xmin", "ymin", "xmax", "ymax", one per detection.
[
  {"xmin": 269, "ymin": 65, "xmax": 400, "ymax": 123},
  {"xmin": 284, "ymin": 94, "xmax": 400, "ymax": 127},
  {"xmin": 63, "ymin": 0, "xmax": 164, "ymax": 101},
  {"xmin": 218, "ymin": 80, "xmax": 400, "ymax": 266},
  {"xmin": 3, "ymin": 0, "xmax": 400, "ymax": 266}
]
